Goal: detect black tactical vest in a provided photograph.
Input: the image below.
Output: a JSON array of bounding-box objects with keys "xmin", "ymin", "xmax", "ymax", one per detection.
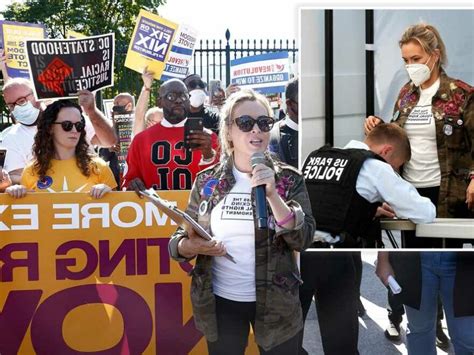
[{"xmin": 302, "ymin": 146, "xmax": 384, "ymax": 247}]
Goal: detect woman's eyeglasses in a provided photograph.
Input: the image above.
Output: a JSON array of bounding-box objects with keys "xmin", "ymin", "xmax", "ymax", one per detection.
[
  {"xmin": 53, "ymin": 120, "xmax": 86, "ymax": 132},
  {"xmin": 234, "ymin": 115, "xmax": 275, "ymax": 132}
]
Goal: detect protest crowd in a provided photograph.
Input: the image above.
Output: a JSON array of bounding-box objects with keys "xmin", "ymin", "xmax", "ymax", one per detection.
[{"xmin": 0, "ymin": 10, "xmax": 473, "ymax": 355}]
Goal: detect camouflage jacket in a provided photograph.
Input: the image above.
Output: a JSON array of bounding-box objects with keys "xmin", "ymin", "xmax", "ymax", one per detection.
[
  {"xmin": 391, "ymin": 71, "xmax": 473, "ymax": 217},
  {"xmin": 168, "ymin": 153, "xmax": 316, "ymax": 350}
]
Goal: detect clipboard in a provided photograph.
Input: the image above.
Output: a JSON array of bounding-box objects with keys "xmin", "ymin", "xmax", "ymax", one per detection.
[{"xmin": 139, "ymin": 189, "xmax": 236, "ymax": 263}]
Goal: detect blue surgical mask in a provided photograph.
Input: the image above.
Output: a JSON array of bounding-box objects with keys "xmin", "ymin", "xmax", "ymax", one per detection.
[{"xmin": 12, "ymin": 101, "xmax": 40, "ymax": 125}]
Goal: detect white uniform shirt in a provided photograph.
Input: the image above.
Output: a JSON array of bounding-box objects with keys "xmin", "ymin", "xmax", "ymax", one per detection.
[{"xmin": 344, "ymin": 140, "xmax": 436, "ymax": 224}]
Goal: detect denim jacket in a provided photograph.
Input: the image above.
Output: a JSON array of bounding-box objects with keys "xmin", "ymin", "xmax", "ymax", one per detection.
[
  {"xmin": 391, "ymin": 71, "xmax": 473, "ymax": 217},
  {"xmin": 168, "ymin": 153, "xmax": 316, "ymax": 350}
]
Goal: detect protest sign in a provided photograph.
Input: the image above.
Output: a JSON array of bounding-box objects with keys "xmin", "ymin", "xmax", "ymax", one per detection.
[
  {"xmin": 124, "ymin": 10, "xmax": 178, "ymax": 80},
  {"xmin": 26, "ymin": 33, "xmax": 115, "ymax": 100},
  {"xmin": 102, "ymin": 98, "xmax": 115, "ymax": 121},
  {"xmin": 230, "ymin": 52, "xmax": 290, "ymax": 94},
  {"xmin": 161, "ymin": 23, "xmax": 198, "ymax": 81},
  {"xmin": 114, "ymin": 111, "xmax": 134, "ymax": 175},
  {"xmin": 0, "ymin": 20, "xmax": 46, "ymax": 79},
  {"xmin": 0, "ymin": 192, "xmax": 259, "ymax": 354},
  {"xmin": 66, "ymin": 30, "xmax": 85, "ymax": 39}
]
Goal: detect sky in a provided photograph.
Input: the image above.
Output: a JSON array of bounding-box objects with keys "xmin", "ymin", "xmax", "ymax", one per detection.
[
  {"xmin": 158, "ymin": 0, "xmax": 298, "ymax": 41},
  {"xmin": 1, "ymin": 1, "xmax": 472, "ymax": 42}
]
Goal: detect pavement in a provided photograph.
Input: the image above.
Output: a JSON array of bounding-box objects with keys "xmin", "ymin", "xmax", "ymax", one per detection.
[{"xmin": 301, "ymin": 249, "xmax": 455, "ymax": 355}]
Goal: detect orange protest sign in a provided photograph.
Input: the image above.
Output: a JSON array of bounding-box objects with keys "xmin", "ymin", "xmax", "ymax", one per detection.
[{"xmin": 0, "ymin": 191, "xmax": 258, "ymax": 354}]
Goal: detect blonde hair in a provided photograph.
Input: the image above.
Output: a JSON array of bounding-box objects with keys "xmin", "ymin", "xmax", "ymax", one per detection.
[
  {"xmin": 399, "ymin": 23, "xmax": 447, "ymax": 68},
  {"xmin": 219, "ymin": 89, "xmax": 273, "ymax": 156},
  {"xmin": 366, "ymin": 123, "xmax": 411, "ymax": 162}
]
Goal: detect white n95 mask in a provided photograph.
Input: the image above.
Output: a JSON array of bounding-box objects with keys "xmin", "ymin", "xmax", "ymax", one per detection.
[
  {"xmin": 405, "ymin": 55, "xmax": 433, "ymax": 87},
  {"xmin": 189, "ymin": 89, "xmax": 207, "ymax": 108}
]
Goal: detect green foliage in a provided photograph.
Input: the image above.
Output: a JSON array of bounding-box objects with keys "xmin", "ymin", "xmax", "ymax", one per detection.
[{"xmin": 1, "ymin": 0, "xmax": 166, "ymax": 109}]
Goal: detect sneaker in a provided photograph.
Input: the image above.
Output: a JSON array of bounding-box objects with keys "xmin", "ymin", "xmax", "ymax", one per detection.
[
  {"xmin": 384, "ymin": 321, "xmax": 401, "ymax": 341},
  {"xmin": 436, "ymin": 324, "xmax": 450, "ymax": 350}
]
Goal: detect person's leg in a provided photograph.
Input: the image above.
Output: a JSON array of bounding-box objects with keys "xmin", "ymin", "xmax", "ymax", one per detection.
[
  {"xmin": 385, "ymin": 290, "xmax": 405, "ymax": 340},
  {"xmin": 314, "ymin": 252, "xmax": 359, "ymax": 355},
  {"xmin": 207, "ymin": 296, "xmax": 253, "ymax": 355},
  {"xmin": 405, "ymin": 253, "xmax": 439, "ymax": 355},
  {"xmin": 435, "ymin": 295, "xmax": 450, "ymax": 349},
  {"xmin": 438, "ymin": 253, "xmax": 474, "ymax": 355},
  {"xmin": 298, "ymin": 251, "xmax": 318, "ymax": 355},
  {"xmin": 259, "ymin": 332, "xmax": 300, "ymax": 355},
  {"xmin": 352, "ymin": 252, "xmax": 366, "ymax": 317}
]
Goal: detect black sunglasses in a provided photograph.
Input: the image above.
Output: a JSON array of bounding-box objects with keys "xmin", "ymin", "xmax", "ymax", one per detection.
[
  {"xmin": 53, "ymin": 120, "xmax": 86, "ymax": 132},
  {"xmin": 187, "ymin": 80, "xmax": 206, "ymax": 90},
  {"xmin": 234, "ymin": 115, "xmax": 275, "ymax": 132}
]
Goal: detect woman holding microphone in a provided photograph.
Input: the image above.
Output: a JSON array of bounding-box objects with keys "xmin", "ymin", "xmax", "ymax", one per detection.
[{"xmin": 168, "ymin": 89, "xmax": 315, "ymax": 354}]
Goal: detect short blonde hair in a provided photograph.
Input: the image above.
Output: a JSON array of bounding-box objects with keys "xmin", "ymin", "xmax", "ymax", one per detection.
[
  {"xmin": 399, "ymin": 23, "xmax": 447, "ymax": 68},
  {"xmin": 219, "ymin": 89, "xmax": 273, "ymax": 156},
  {"xmin": 366, "ymin": 123, "xmax": 411, "ymax": 162}
]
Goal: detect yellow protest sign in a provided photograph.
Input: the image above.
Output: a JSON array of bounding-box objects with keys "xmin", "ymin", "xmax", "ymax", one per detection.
[
  {"xmin": 124, "ymin": 10, "xmax": 178, "ymax": 80},
  {"xmin": 1, "ymin": 20, "xmax": 45, "ymax": 79},
  {"xmin": 0, "ymin": 191, "xmax": 258, "ymax": 354},
  {"xmin": 66, "ymin": 30, "xmax": 86, "ymax": 39}
]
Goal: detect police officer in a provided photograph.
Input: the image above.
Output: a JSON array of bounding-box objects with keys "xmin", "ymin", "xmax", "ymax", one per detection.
[{"xmin": 299, "ymin": 123, "xmax": 436, "ymax": 355}]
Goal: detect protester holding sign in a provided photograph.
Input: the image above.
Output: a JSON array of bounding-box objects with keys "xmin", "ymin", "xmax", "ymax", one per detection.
[
  {"xmin": 6, "ymin": 100, "xmax": 116, "ymax": 198},
  {"xmin": 0, "ymin": 78, "xmax": 117, "ymax": 187},
  {"xmin": 122, "ymin": 79, "xmax": 218, "ymax": 191},
  {"xmin": 168, "ymin": 89, "xmax": 316, "ymax": 354}
]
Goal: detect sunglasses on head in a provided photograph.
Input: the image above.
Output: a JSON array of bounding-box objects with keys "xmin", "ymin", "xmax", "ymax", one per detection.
[
  {"xmin": 234, "ymin": 115, "xmax": 275, "ymax": 132},
  {"xmin": 53, "ymin": 120, "xmax": 86, "ymax": 132},
  {"xmin": 187, "ymin": 80, "xmax": 206, "ymax": 90}
]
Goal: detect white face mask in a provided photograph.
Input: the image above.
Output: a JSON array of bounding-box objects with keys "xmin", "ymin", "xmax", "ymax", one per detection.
[
  {"xmin": 12, "ymin": 101, "xmax": 40, "ymax": 125},
  {"xmin": 405, "ymin": 55, "xmax": 433, "ymax": 87},
  {"xmin": 189, "ymin": 89, "xmax": 207, "ymax": 108}
]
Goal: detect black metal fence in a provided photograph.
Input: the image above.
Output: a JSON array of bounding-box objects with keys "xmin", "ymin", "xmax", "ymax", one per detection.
[
  {"xmin": 0, "ymin": 30, "xmax": 298, "ymax": 127},
  {"xmin": 193, "ymin": 29, "xmax": 298, "ymax": 86}
]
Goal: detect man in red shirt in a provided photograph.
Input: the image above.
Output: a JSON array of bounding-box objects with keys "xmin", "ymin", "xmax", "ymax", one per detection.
[{"xmin": 122, "ymin": 79, "xmax": 218, "ymax": 191}]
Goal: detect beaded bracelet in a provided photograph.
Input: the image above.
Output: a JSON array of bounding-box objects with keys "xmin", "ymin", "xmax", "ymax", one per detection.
[{"xmin": 275, "ymin": 210, "xmax": 295, "ymax": 227}]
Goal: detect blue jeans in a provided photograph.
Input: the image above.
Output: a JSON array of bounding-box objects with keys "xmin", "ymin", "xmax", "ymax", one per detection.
[{"xmin": 405, "ymin": 252, "xmax": 474, "ymax": 355}]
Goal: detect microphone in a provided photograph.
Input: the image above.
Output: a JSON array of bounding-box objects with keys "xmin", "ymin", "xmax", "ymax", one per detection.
[{"xmin": 250, "ymin": 152, "xmax": 268, "ymax": 229}]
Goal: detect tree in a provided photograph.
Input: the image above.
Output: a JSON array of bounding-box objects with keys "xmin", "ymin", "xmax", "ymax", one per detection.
[{"xmin": 1, "ymin": 0, "xmax": 166, "ymax": 108}]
